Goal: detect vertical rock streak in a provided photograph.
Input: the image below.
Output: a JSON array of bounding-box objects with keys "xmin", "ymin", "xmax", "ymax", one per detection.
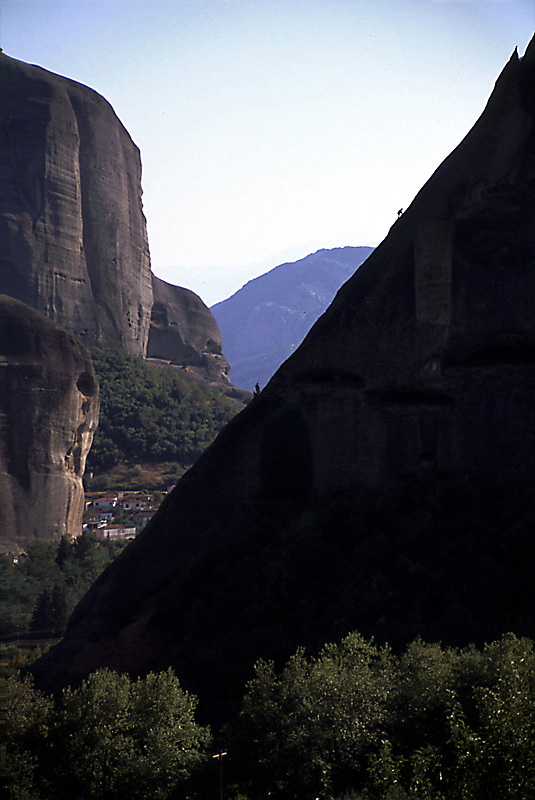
[{"xmin": 0, "ymin": 53, "xmax": 153, "ymax": 354}]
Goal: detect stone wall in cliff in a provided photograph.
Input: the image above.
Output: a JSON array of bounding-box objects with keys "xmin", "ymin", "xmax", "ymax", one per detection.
[
  {"xmin": 0, "ymin": 52, "xmax": 153, "ymax": 355},
  {"xmin": 0, "ymin": 296, "xmax": 99, "ymax": 554}
]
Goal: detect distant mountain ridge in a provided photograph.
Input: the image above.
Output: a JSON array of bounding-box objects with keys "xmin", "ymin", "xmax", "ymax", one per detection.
[{"xmin": 211, "ymin": 246, "xmax": 373, "ymax": 389}]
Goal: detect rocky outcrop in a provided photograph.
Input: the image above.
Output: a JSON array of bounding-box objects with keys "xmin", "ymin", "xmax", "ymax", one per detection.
[
  {"xmin": 0, "ymin": 52, "xmax": 235, "ymax": 386},
  {"xmin": 0, "ymin": 296, "xmax": 99, "ymax": 554},
  {"xmin": 147, "ymin": 275, "xmax": 231, "ymax": 383},
  {"xmin": 31, "ymin": 39, "xmax": 535, "ymax": 693},
  {"xmin": 0, "ymin": 51, "xmax": 152, "ymax": 354},
  {"xmin": 211, "ymin": 246, "xmax": 373, "ymax": 390}
]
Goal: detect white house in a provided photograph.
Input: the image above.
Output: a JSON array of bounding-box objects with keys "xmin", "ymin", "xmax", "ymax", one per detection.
[
  {"xmin": 96, "ymin": 524, "xmax": 136, "ymax": 540},
  {"xmin": 91, "ymin": 495, "xmax": 118, "ymax": 511}
]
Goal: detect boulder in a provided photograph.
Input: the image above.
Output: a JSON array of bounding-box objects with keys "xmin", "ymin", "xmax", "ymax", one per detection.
[{"xmin": 0, "ymin": 296, "xmax": 99, "ymax": 554}]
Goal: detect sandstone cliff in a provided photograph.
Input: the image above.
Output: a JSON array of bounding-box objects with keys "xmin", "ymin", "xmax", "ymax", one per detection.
[
  {"xmin": 0, "ymin": 52, "xmax": 235, "ymax": 386},
  {"xmin": 0, "ymin": 296, "xmax": 99, "ymax": 554},
  {"xmin": 147, "ymin": 274, "xmax": 232, "ymax": 387},
  {"xmin": 0, "ymin": 52, "xmax": 153, "ymax": 355},
  {"xmin": 32, "ymin": 39, "xmax": 535, "ymax": 693}
]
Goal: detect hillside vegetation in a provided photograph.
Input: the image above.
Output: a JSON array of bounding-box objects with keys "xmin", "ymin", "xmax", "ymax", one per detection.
[
  {"xmin": 0, "ymin": 535, "xmax": 127, "ymax": 640},
  {"xmin": 86, "ymin": 348, "xmax": 240, "ymax": 477}
]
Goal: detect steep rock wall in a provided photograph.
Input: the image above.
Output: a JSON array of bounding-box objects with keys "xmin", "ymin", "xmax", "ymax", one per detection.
[
  {"xmin": 0, "ymin": 296, "xmax": 99, "ymax": 554},
  {"xmin": 0, "ymin": 52, "xmax": 235, "ymax": 384},
  {"xmin": 32, "ymin": 39, "xmax": 535, "ymax": 690},
  {"xmin": 147, "ymin": 275, "xmax": 230, "ymax": 382},
  {"xmin": 0, "ymin": 52, "xmax": 153, "ymax": 354}
]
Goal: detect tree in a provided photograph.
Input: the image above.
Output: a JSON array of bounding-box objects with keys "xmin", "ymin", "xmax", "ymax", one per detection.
[
  {"xmin": 230, "ymin": 633, "xmax": 393, "ymax": 799},
  {"xmin": 447, "ymin": 634, "xmax": 535, "ymax": 800},
  {"xmin": 29, "ymin": 584, "xmax": 67, "ymax": 636},
  {"xmin": 48, "ymin": 668, "xmax": 211, "ymax": 800},
  {"xmin": 0, "ymin": 673, "xmax": 53, "ymax": 800}
]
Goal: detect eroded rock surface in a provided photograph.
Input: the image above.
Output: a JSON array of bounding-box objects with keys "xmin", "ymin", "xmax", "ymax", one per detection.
[
  {"xmin": 0, "ymin": 52, "xmax": 153, "ymax": 355},
  {"xmin": 148, "ymin": 275, "xmax": 231, "ymax": 382},
  {"xmin": 0, "ymin": 52, "xmax": 235, "ymax": 386},
  {"xmin": 0, "ymin": 296, "xmax": 99, "ymax": 554},
  {"xmin": 32, "ymin": 39, "xmax": 535, "ymax": 692}
]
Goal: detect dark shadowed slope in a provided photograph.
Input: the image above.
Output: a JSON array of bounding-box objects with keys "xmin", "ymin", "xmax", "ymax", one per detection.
[{"xmin": 32, "ymin": 39, "xmax": 535, "ymax": 711}]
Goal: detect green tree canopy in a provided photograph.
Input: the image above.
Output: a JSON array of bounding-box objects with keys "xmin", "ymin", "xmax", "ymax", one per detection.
[
  {"xmin": 2, "ymin": 669, "xmax": 211, "ymax": 800},
  {"xmin": 86, "ymin": 348, "xmax": 239, "ymax": 472}
]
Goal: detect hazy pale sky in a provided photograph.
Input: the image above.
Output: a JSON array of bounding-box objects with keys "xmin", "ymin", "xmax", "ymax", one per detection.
[{"xmin": 1, "ymin": 1, "xmax": 533, "ymax": 305}]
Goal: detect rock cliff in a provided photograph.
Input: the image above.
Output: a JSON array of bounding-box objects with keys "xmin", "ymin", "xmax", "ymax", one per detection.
[
  {"xmin": 147, "ymin": 275, "xmax": 232, "ymax": 386},
  {"xmin": 0, "ymin": 52, "xmax": 231, "ymax": 386},
  {"xmin": 32, "ymin": 39, "xmax": 535, "ymax": 694},
  {"xmin": 0, "ymin": 296, "xmax": 99, "ymax": 554},
  {"xmin": 0, "ymin": 52, "xmax": 153, "ymax": 355}
]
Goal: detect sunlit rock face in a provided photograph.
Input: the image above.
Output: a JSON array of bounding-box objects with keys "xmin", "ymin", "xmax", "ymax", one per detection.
[
  {"xmin": 147, "ymin": 275, "xmax": 231, "ymax": 383},
  {"xmin": 0, "ymin": 52, "xmax": 236, "ymax": 385},
  {"xmin": 0, "ymin": 52, "xmax": 153, "ymax": 355},
  {"xmin": 0, "ymin": 296, "xmax": 99, "ymax": 554},
  {"xmin": 32, "ymin": 39, "xmax": 535, "ymax": 689}
]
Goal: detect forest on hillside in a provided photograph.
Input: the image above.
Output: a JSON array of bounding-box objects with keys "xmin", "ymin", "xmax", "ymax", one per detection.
[
  {"xmin": 0, "ymin": 536, "xmax": 127, "ymax": 639},
  {"xmin": 85, "ymin": 348, "xmax": 240, "ymax": 476}
]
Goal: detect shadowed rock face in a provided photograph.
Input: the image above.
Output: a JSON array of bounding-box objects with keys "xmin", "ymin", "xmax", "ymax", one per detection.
[
  {"xmin": 0, "ymin": 52, "xmax": 153, "ymax": 355},
  {"xmin": 0, "ymin": 296, "xmax": 99, "ymax": 554},
  {"xmin": 32, "ymin": 39, "xmax": 535, "ymax": 691}
]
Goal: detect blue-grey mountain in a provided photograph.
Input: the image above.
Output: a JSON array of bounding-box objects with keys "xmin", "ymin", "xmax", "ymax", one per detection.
[{"xmin": 211, "ymin": 246, "xmax": 373, "ymax": 390}]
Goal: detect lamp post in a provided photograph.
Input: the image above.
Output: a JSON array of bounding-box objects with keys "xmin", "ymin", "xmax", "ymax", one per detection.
[{"xmin": 212, "ymin": 750, "xmax": 228, "ymax": 800}]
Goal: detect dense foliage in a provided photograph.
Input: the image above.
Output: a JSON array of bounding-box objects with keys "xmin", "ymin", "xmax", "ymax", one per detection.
[
  {"xmin": 86, "ymin": 348, "xmax": 239, "ymax": 472},
  {"xmin": 0, "ymin": 535, "xmax": 126, "ymax": 640},
  {"xmin": 228, "ymin": 632, "xmax": 535, "ymax": 799},
  {"xmin": 2, "ymin": 633, "xmax": 534, "ymax": 799},
  {"xmin": 2, "ymin": 668, "xmax": 211, "ymax": 800}
]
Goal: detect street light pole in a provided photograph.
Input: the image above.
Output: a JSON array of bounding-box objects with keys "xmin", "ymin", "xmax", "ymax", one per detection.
[{"xmin": 212, "ymin": 751, "xmax": 228, "ymax": 800}]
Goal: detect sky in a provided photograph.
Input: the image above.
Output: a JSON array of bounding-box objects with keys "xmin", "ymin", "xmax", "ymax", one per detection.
[{"xmin": 1, "ymin": 2, "xmax": 533, "ymax": 306}]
